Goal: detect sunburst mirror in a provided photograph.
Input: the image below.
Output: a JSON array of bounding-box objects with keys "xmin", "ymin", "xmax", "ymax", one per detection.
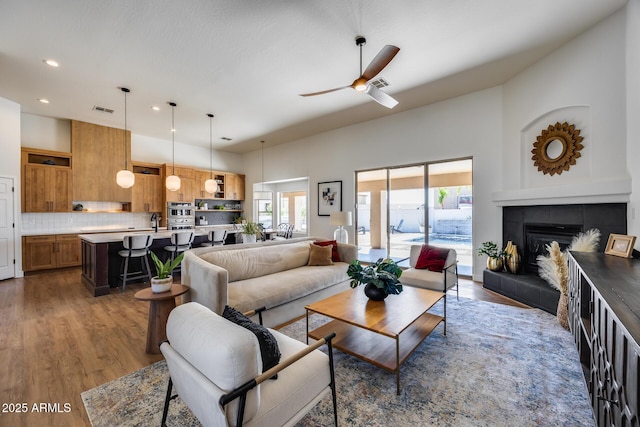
[{"xmin": 531, "ymin": 121, "xmax": 584, "ymax": 176}]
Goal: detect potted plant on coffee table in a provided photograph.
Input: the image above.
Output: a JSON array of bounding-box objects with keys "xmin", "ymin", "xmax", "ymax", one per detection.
[
  {"xmin": 347, "ymin": 258, "xmax": 403, "ymax": 301},
  {"xmin": 477, "ymin": 241, "xmax": 505, "ymax": 272},
  {"xmin": 149, "ymin": 251, "xmax": 184, "ymax": 293}
]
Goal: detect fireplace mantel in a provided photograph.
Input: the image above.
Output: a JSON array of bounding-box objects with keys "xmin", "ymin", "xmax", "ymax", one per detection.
[{"xmin": 492, "ymin": 178, "xmax": 631, "ymax": 207}]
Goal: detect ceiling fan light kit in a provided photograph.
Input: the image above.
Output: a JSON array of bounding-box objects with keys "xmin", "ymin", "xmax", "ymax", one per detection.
[{"xmin": 300, "ymin": 35, "xmax": 400, "ymax": 108}]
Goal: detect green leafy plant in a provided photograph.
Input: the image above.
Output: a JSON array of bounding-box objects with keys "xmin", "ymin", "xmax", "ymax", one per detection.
[
  {"xmin": 477, "ymin": 241, "xmax": 505, "ymax": 259},
  {"xmin": 347, "ymin": 258, "xmax": 403, "ymax": 295},
  {"xmin": 150, "ymin": 251, "xmax": 184, "ymax": 279},
  {"xmin": 240, "ymin": 220, "xmax": 261, "ymax": 235}
]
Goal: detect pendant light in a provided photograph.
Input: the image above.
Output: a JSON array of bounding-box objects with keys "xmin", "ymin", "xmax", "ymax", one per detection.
[
  {"xmin": 116, "ymin": 87, "xmax": 135, "ymax": 188},
  {"xmin": 165, "ymin": 102, "xmax": 181, "ymax": 191},
  {"xmin": 204, "ymin": 113, "xmax": 219, "ymax": 194},
  {"xmin": 253, "ymin": 140, "xmax": 272, "ymax": 200}
]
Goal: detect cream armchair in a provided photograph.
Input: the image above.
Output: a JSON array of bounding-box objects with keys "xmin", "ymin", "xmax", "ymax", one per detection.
[
  {"xmin": 160, "ymin": 302, "xmax": 337, "ymax": 427},
  {"xmin": 400, "ymin": 245, "xmax": 459, "ymax": 299}
]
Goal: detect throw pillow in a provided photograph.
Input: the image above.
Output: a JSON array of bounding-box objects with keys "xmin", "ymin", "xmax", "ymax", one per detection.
[
  {"xmin": 307, "ymin": 243, "xmax": 333, "ymax": 266},
  {"xmin": 415, "ymin": 245, "xmax": 449, "ymax": 272},
  {"xmin": 313, "ymin": 239, "xmax": 341, "ymax": 262},
  {"xmin": 222, "ymin": 306, "xmax": 281, "ymax": 374}
]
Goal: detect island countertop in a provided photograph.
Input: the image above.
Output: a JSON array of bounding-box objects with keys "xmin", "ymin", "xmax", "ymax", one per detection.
[{"xmin": 78, "ymin": 225, "xmax": 239, "ymax": 244}]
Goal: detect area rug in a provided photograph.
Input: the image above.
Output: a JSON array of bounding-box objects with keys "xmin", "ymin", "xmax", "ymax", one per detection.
[{"xmin": 82, "ymin": 298, "xmax": 594, "ymax": 426}]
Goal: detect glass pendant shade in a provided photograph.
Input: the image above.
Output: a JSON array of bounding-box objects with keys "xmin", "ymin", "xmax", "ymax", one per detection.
[
  {"xmin": 204, "ymin": 178, "xmax": 219, "ymax": 194},
  {"xmin": 166, "ymin": 174, "xmax": 181, "ymax": 191},
  {"xmin": 116, "ymin": 169, "xmax": 135, "ymax": 188}
]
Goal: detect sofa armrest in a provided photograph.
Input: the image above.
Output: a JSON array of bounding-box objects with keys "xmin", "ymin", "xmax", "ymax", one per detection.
[
  {"xmin": 336, "ymin": 243, "xmax": 358, "ymax": 263},
  {"xmin": 182, "ymin": 251, "xmax": 229, "ymax": 315}
]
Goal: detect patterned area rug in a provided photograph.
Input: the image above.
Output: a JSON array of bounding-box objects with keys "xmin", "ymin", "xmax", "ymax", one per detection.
[{"xmin": 82, "ymin": 297, "xmax": 594, "ymax": 426}]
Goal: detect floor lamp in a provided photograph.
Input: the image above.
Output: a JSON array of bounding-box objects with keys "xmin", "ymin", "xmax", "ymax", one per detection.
[{"xmin": 330, "ymin": 211, "xmax": 352, "ymax": 244}]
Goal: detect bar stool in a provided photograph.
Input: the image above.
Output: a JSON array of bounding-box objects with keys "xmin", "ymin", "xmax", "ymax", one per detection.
[
  {"xmin": 163, "ymin": 231, "xmax": 194, "ymax": 271},
  {"xmin": 118, "ymin": 234, "xmax": 154, "ymax": 293},
  {"xmin": 201, "ymin": 229, "xmax": 227, "ymax": 247}
]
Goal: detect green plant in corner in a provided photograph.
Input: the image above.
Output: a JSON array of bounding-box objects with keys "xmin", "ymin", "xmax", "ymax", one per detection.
[
  {"xmin": 150, "ymin": 251, "xmax": 184, "ymax": 279},
  {"xmin": 347, "ymin": 258, "xmax": 403, "ymax": 295}
]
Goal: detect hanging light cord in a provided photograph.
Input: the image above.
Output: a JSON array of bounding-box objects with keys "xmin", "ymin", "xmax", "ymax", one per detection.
[
  {"xmin": 261, "ymin": 140, "xmax": 265, "ymax": 192},
  {"xmin": 122, "ymin": 87, "xmax": 130, "ymax": 169},
  {"xmin": 209, "ymin": 114, "xmax": 214, "ymax": 179},
  {"xmin": 171, "ymin": 103, "xmax": 175, "ymax": 175}
]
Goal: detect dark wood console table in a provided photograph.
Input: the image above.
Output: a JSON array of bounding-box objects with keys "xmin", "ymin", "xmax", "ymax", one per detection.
[{"xmin": 568, "ymin": 252, "xmax": 640, "ymax": 426}]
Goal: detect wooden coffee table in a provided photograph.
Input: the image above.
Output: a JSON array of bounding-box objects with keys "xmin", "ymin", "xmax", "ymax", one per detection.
[
  {"xmin": 134, "ymin": 284, "xmax": 189, "ymax": 354},
  {"xmin": 305, "ymin": 286, "xmax": 445, "ymax": 394}
]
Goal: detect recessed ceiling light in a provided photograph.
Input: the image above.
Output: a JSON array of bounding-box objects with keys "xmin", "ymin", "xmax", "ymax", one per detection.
[
  {"xmin": 37, "ymin": 98, "xmax": 50, "ymax": 104},
  {"xmin": 151, "ymin": 106, "xmax": 160, "ymax": 111},
  {"xmin": 43, "ymin": 59, "xmax": 59, "ymax": 67}
]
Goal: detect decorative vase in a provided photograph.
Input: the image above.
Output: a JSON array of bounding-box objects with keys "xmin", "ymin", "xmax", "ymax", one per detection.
[
  {"xmin": 557, "ymin": 293, "xmax": 569, "ymax": 330},
  {"xmin": 151, "ymin": 276, "xmax": 173, "ymax": 293},
  {"xmin": 486, "ymin": 256, "xmax": 504, "ymax": 272},
  {"xmin": 364, "ymin": 283, "xmax": 388, "ymax": 301},
  {"xmin": 505, "ymin": 253, "xmax": 521, "ymax": 274}
]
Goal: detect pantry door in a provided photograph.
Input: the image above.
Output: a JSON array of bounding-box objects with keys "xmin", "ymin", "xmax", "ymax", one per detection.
[{"xmin": 0, "ymin": 177, "xmax": 15, "ymax": 279}]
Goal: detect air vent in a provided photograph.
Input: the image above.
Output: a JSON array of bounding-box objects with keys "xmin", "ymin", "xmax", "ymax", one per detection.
[
  {"xmin": 370, "ymin": 78, "xmax": 389, "ymax": 89},
  {"xmin": 92, "ymin": 105, "xmax": 114, "ymax": 114},
  {"xmin": 221, "ymin": 137, "xmax": 232, "ymax": 141}
]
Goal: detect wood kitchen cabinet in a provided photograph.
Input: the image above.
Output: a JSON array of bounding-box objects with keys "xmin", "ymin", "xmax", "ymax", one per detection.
[
  {"xmin": 164, "ymin": 165, "xmax": 194, "ymax": 203},
  {"xmin": 23, "ymin": 234, "xmax": 81, "ymax": 271},
  {"xmin": 225, "ymin": 173, "xmax": 245, "ymax": 200},
  {"xmin": 71, "ymin": 120, "xmax": 132, "ymax": 202},
  {"xmin": 131, "ymin": 163, "xmax": 163, "ymax": 212},
  {"xmin": 194, "ymin": 170, "xmax": 225, "ymax": 199},
  {"xmin": 21, "ymin": 148, "xmax": 73, "ymax": 212}
]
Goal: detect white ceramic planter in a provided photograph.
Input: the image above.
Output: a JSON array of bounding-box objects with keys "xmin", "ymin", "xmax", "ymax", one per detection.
[
  {"xmin": 151, "ymin": 276, "xmax": 173, "ymax": 293},
  {"xmin": 242, "ymin": 234, "xmax": 257, "ymax": 244}
]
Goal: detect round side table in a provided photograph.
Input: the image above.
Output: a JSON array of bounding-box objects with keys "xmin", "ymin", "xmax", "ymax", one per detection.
[{"xmin": 134, "ymin": 284, "xmax": 189, "ymax": 354}]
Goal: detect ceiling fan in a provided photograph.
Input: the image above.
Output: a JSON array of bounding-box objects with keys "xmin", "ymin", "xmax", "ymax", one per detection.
[{"xmin": 300, "ymin": 36, "xmax": 400, "ymax": 109}]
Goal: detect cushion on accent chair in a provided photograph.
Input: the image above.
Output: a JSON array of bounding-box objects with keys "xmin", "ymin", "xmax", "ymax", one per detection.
[
  {"xmin": 415, "ymin": 244, "xmax": 449, "ymax": 272},
  {"xmin": 223, "ymin": 306, "xmax": 281, "ymax": 372},
  {"xmin": 307, "ymin": 243, "xmax": 334, "ymax": 266},
  {"xmin": 313, "ymin": 239, "xmax": 341, "ymax": 262}
]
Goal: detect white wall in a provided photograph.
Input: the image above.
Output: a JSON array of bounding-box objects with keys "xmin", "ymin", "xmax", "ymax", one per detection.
[
  {"xmin": 627, "ymin": 0, "xmax": 640, "ymax": 239},
  {"xmin": 0, "ymin": 97, "xmax": 22, "ymax": 276}
]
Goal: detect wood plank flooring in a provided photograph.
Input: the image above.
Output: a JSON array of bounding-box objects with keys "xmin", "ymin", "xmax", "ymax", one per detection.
[{"xmin": 0, "ymin": 268, "xmax": 527, "ymax": 427}]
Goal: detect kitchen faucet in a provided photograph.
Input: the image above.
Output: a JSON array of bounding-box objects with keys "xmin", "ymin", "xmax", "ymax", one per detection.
[{"xmin": 151, "ymin": 213, "xmax": 159, "ymax": 232}]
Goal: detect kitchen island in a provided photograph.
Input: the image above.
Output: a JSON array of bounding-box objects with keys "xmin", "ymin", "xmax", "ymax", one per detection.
[{"xmin": 79, "ymin": 227, "xmax": 236, "ymax": 296}]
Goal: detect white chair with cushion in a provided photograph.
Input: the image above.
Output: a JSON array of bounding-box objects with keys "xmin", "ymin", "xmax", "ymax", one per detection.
[
  {"xmin": 160, "ymin": 302, "xmax": 337, "ymax": 427},
  {"xmin": 400, "ymin": 244, "xmax": 459, "ymax": 299},
  {"xmin": 271, "ymin": 223, "xmax": 294, "ymax": 240},
  {"xmin": 118, "ymin": 233, "xmax": 154, "ymax": 293},
  {"xmin": 163, "ymin": 231, "xmax": 194, "ymax": 264},
  {"xmin": 201, "ymin": 229, "xmax": 227, "ymax": 247}
]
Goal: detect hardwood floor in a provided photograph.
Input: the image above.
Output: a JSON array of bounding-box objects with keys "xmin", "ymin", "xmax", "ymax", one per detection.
[{"xmin": 0, "ymin": 268, "xmax": 526, "ymax": 427}]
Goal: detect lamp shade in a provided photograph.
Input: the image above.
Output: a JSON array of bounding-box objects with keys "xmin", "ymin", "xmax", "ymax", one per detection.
[
  {"xmin": 166, "ymin": 174, "xmax": 181, "ymax": 191},
  {"xmin": 204, "ymin": 178, "xmax": 219, "ymax": 194},
  {"xmin": 116, "ymin": 169, "xmax": 135, "ymax": 188},
  {"xmin": 330, "ymin": 211, "xmax": 352, "ymax": 227}
]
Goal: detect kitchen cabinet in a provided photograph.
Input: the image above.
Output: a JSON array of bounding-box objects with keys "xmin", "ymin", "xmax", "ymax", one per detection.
[
  {"xmin": 131, "ymin": 163, "xmax": 163, "ymax": 212},
  {"xmin": 71, "ymin": 120, "xmax": 132, "ymax": 202},
  {"xmin": 194, "ymin": 170, "xmax": 225, "ymax": 199},
  {"xmin": 164, "ymin": 165, "xmax": 194, "ymax": 203},
  {"xmin": 21, "ymin": 148, "xmax": 73, "ymax": 212},
  {"xmin": 225, "ymin": 173, "xmax": 245, "ymax": 200},
  {"xmin": 23, "ymin": 234, "xmax": 81, "ymax": 271}
]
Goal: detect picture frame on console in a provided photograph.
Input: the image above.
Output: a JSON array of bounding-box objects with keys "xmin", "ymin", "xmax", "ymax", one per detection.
[
  {"xmin": 318, "ymin": 180, "xmax": 342, "ymax": 216},
  {"xmin": 604, "ymin": 233, "xmax": 637, "ymax": 258}
]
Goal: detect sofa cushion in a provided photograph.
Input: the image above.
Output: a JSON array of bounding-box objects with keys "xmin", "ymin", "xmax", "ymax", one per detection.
[
  {"xmin": 223, "ymin": 306, "xmax": 281, "ymax": 373},
  {"xmin": 313, "ymin": 240, "xmax": 341, "ymax": 262},
  {"xmin": 415, "ymin": 245, "xmax": 449, "ymax": 272},
  {"xmin": 307, "ymin": 244, "xmax": 333, "ymax": 266},
  {"xmin": 228, "ymin": 263, "xmax": 349, "ymax": 313},
  {"xmin": 199, "ymin": 241, "xmax": 312, "ymax": 282}
]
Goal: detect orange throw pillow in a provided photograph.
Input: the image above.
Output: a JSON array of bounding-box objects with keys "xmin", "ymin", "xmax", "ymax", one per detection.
[{"xmin": 307, "ymin": 243, "xmax": 333, "ymax": 266}]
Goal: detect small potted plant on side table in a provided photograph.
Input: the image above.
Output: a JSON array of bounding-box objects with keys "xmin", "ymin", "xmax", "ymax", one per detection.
[
  {"xmin": 477, "ymin": 241, "xmax": 505, "ymax": 272},
  {"xmin": 149, "ymin": 251, "xmax": 184, "ymax": 293},
  {"xmin": 347, "ymin": 258, "xmax": 403, "ymax": 301}
]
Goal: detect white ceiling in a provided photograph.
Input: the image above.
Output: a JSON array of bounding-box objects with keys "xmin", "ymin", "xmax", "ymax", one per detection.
[{"xmin": 0, "ymin": 0, "xmax": 627, "ymax": 154}]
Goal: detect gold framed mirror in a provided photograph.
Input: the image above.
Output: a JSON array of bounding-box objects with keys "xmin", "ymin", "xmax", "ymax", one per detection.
[{"xmin": 531, "ymin": 121, "xmax": 584, "ymax": 175}]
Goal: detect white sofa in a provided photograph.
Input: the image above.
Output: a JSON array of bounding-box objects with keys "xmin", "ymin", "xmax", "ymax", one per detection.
[
  {"xmin": 399, "ymin": 245, "xmax": 459, "ymax": 297},
  {"xmin": 182, "ymin": 236, "xmax": 358, "ymax": 327},
  {"xmin": 160, "ymin": 302, "xmax": 337, "ymax": 427}
]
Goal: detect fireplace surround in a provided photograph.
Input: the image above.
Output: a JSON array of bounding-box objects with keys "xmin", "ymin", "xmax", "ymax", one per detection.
[{"xmin": 483, "ymin": 203, "xmax": 627, "ymax": 313}]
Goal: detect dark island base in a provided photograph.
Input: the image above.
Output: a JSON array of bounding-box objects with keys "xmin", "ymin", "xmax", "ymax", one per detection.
[{"xmin": 482, "ymin": 270, "xmax": 559, "ymax": 314}]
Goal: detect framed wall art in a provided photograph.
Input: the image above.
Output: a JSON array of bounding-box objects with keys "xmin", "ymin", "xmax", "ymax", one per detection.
[
  {"xmin": 318, "ymin": 180, "xmax": 342, "ymax": 216},
  {"xmin": 604, "ymin": 233, "xmax": 637, "ymax": 258}
]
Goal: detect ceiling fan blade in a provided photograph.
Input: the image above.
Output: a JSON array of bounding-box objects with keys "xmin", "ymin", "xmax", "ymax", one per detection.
[
  {"xmin": 361, "ymin": 45, "xmax": 400, "ymax": 81},
  {"xmin": 299, "ymin": 86, "xmax": 351, "ymax": 97},
  {"xmin": 365, "ymin": 84, "xmax": 398, "ymax": 109}
]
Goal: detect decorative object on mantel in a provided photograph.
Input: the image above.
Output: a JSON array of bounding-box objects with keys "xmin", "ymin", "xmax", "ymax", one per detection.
[
  {"xmin": 477, "ymin": 241, "xmax": 505, "ymax": 272},
  {"xmin": 503, "ymin": 241, "xmax": 521, "ymax": 274},
  {"xmin": 531, "ymin": 121, "xmax": 584, "ymax": 176},
  {"xmin": 604, "ymin": 233, "xmax": 637, "ymax": 258},
  {"xmin": 203, "ymin": 113, "xmax": 220, "ymax": 194},
  {"xmin": 149, "ymin": 251, "xmax": 184, "ymax": 293},
  {"xmin": 116, "ymin": 87, "xmax": 135, "ymax": 189},
  {"xmin": 537, "ymin": 228, "xmax": 600, "ymax": 329},
  {"xmin": 347, "ymin": 258, "xmax": 403, "ymax": 301},
  {"xmin": 165, "ymin": 102, "xmax": 181, "ymax": 191}
]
